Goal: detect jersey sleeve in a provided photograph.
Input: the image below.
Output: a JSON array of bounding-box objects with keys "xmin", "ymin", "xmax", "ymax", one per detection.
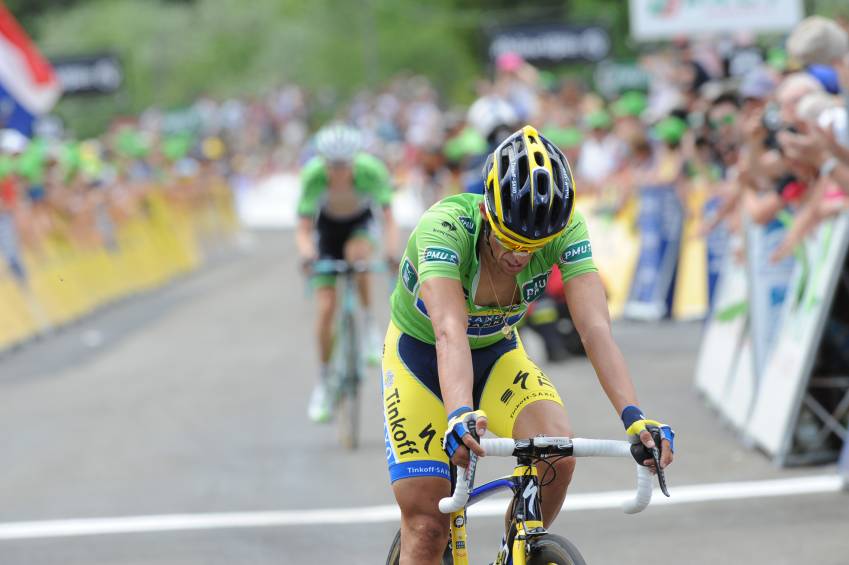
[
  {"xmin": 555, "ymin": 210, "xmax": 598, "ymax": 284},
  {"xmin": 414, "ymin": 207, "xmax": 469, "ymax": 284},
  {"xmin": 297, "ymin": 157, "xmax": 327, "ymax": 217},
  {"xmin": 353, "ymin": 153, "xmax": 393, "ymax": 207}
]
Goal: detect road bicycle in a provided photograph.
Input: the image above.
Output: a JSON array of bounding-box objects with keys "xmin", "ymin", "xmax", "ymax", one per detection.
[
  {"xmin": 386, "ymin": 428, "xmax": 670, "ymax": 564},
  {"xmin": 311, "ymin": 259, "xmax": 386, "ymax": 449}
]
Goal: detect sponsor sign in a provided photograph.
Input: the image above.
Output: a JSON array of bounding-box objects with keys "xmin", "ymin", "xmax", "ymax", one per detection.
[
  {"xmin": 594, "ymin": 61, "xmax": 650, "ymax": 99},
  {"xmin": 489, "ymin": 23, "xmax": 610, "ymax": 64},
  {"xmin": 624, "ymin": 186, "xmax": 683, "ymax": 320},
  {"xmin": 703, "ymin": 196, "xmax": 729, "ymax": 310},
  {"xmin": 747, "ymin": 214, "xmax": 849, "ymax": 463},
  {"xmin": 50, "ymin": 53, "xmax": 123, "ymax": 96},
  {"xmin": 521, "ymin": 271, "xmax": 550, "ymax": 303},
  {"xmin": 560, "ymin": 240, "xmax": 592, "ymax": 264},
  {"xmin": 423, "ymin": 246, "xmax": 459, "ymax": 265},
  {"xmin": 458, "ymin": 216, "xmax": 476, "ymax": 235},
  {"xmin": 629, "ymin": 0, "xmax": 802, "ymax": 40},
  {"xmin": 401, "ymin": 259, "xmax": 418, "ymax": 294},
  {"xmin": 693, "ymin": 243, "xmax": 748, "ymax": 407},
  {"xmin": 745, "ymin": 218, "xmax": 794, "ymax": 377}
]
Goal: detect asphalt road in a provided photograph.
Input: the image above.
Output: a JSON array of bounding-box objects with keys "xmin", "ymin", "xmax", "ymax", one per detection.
[{"xmin": 1, "ymin": 231, "xmax": 846, "ymax": 565}]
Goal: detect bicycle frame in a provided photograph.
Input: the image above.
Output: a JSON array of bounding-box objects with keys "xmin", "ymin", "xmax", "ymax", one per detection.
[
  {"xmin": 448, "ymin": 459, "xmax": 545, "ymax": 565},
  {"xmin": 430, "ymin": 436, "xmax": 657, "ymax": 565}
]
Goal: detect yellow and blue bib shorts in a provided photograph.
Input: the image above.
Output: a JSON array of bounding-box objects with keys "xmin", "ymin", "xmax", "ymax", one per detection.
[{"xmin": 381, "ymin": 321, "xmax": 564, "ymax": 483}]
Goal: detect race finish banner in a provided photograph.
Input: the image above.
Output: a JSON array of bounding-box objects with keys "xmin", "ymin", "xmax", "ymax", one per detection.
[
  {"xmin": 628, "ymin": 0, "xmax": 803, "ymax": 40},
  {"xmin": 488, "ymin": 23, "xmax": 610, "ymax": 65},
  {"xmin": 50, "ymin": 53, "xmax": 123, "ymax": 96},
  {"xmin": 747, "ymin": 213, "xmax": 849, "ymax": 466},
  {"xmin": 624, "ymin": 186, "xmax": 683, "ymax": 321}
]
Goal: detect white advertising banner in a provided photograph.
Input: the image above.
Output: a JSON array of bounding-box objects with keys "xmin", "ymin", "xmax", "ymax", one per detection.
[
  {"xmin": 629, "ymin": 0, "xmax": 803, "ymax": 40},
  {"xmin": 747, "ymin": 214, "xmax": 849, "ymax": 460},
  {"xmin": 694, "ymin": 243, "xmax": 748, "ymax": 408}
]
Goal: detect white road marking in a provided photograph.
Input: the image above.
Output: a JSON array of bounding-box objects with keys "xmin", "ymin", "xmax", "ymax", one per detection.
[{"xmin": 0, "ymin": 475, "xmax": 842, "ymax": 540}]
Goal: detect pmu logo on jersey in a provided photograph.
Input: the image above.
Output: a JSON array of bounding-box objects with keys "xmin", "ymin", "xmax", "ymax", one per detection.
[
  {"xmin": 521, "ymin": 271, "xmax": 550, "ymax": 302},
  {"xmin": 458, "ymin": 216, "xmax": 475, "ymax": 234},
  {"xmin": 423, "ymin": 246, "xmax": 459, "ymax": 265},
  {"xmin": 401, "ymin": 259, "xmax": 418, "ymax": 293},
  {"xmin": 560, "ymin": 240, "xmax": 592, "ymax": 264}
]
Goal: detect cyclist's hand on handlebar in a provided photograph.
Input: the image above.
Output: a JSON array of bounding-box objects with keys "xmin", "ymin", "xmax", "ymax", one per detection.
[
  {"xmin": 442, "ymin": 407, "xmax": 487, "ymax": 468},
  {"xmin": 621, "ymin": 405, "xmax": 675, "ymax": 472}
]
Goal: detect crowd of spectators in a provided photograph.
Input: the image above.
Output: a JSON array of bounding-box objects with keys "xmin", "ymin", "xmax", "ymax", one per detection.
[{"xmin": 2, "ymin": 14, "xmax": 849, "ymax": 303}]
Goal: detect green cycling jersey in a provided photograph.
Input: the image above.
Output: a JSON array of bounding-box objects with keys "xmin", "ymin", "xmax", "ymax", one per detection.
[
  {"xmin": 390, "ymin": 193, "xmax": 597, "ymax": 349},
  {"xmin": 297, "ymin": 153, "xmax": 393, "ymax": 217}
]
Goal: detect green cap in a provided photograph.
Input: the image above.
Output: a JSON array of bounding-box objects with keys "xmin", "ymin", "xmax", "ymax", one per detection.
[
  {"xmin": 17, "ymin": 138, "xmax": 47, "ymax": 184},
  {"xmin": 586, "ymin": 110, "xmax": 612, "ymax": 129},
  {"xmin": 116, "ymin": 129, "xmax": 149, "ymax": 158},
  {"xmin": 767, "ymin": 47, "xmax": 788, "ymax": 72},
  {"xmin": 653, "ymin": 116, "xmax": 688, "ymax": 144},
  {"xmin": 541, "ymin": 127, "xmax": 583, "ymax": 149},
  {"xmin": 162, "ymin": 133, "xmax": 194, "ymax": 162},
  {"xmin": 612, "ymin": 91, "xmax": 647, "ymax": 118}
]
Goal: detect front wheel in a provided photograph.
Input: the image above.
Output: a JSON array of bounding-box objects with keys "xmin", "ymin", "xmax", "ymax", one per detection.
[
  {"xmin": 385, "ymin": 528, "xmax": 452, "ymax": 565},
  {"xmin": 527, "ymin": 533, "xmax": 586, "ymax": 565}
]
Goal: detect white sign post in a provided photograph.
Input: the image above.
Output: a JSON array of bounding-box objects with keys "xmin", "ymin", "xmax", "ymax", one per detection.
[{"xmin": 629, "ymin": 0, "xmax": 803, "ymax": 40}]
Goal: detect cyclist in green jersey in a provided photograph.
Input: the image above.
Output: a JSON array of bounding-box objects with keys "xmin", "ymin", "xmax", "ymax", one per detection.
[
  {"xmin": 382, "ymin": 125, "xmax": 675, "ymax": 564},
  {"xmin": 296, "ymin": 124, "xmax": 399, "ymax": 422}
]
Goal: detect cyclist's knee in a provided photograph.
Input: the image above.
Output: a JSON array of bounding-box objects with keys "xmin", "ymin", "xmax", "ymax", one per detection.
[
  {"xmin": 547, "ymin": 455, "xmax": 576, "ymax": 486},
  {"xmin": 402, "ymin": 513, "xmax": 449, "ymax": 559}
]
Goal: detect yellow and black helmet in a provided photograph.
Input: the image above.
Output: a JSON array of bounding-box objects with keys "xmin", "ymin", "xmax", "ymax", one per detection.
[{"xmin": 483, "ymin": 125, "xmax": 575, "ymax": 250}]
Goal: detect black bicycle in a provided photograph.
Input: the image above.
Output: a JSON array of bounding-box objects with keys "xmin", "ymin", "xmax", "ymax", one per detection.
[{"xmin": 386, "ymin": 428, "xmax": 670, "ymax": 564}]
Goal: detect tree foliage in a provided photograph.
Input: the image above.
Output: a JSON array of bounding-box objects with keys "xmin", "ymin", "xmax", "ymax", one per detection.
[{"xmin": 20, "ymin": 0, "xmax": 639, "ymax": 137}]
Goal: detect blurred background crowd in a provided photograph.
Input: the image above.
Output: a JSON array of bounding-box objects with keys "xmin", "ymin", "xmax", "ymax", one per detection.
[{"xmin": 1, "ymin": 1, "xmax": 848, "ymax": 466}]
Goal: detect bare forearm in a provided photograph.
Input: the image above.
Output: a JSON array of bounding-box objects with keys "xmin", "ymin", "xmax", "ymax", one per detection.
[
  {"xmin": 581, "ymin": 324, "xmax": 639, "ymax": 415},
  {"xmin": 382, "ymin": 208, "xmax": 400, "ymax": 259},
  {"xmin": 295, "ymin": 218, "xmax": 315, "ymax": 258},
  {"xmin": 435, "ymin": 326, "xmax": 474, "ymax": 414}
]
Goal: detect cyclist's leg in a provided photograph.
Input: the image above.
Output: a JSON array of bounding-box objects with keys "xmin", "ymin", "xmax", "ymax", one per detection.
[
  {"xmin": 315, "ymin": 286, "xmax": 336, "ymax": 364},
  {"xmin": 479, "ymin": 335, "xmax": 575, "ymax": 527},
  {"xmin": 383, "ymin": 321, "xmax": 451, "ymax": 564},
  {"xmin": 309, "ymin": 214, "xmax": 342, "ymax": 421},
  {"xmin": 393, "ymin": 477, "xmax": 450, "ymax": 565},
  {"xmin": 343, "ymin": 234, "xmax": 373, "ymax": 308},
  {"xmin": 345, "ymin": 212, "xmax": 379, "ymax": 360}
]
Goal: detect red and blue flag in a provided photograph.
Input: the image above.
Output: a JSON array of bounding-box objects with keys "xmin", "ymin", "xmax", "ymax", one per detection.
[{"xmin": 0, "ymin": 5, "xmax": 61, "ymax": 136}]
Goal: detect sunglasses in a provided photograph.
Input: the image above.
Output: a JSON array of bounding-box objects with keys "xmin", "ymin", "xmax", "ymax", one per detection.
[{"xmin": 491, "ymin": 231, "xmax": 538, "ymax": 256}]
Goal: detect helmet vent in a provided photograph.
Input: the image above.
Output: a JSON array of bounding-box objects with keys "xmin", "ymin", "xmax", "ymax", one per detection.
[
  {"xmin": 534, "ymin": 201, "xmax": 548, "ymax": 234},
  {"xmin": 500, "ymin": 154, "xmax": 510, "ymax": 178},
  {"xmin": 518, "ymin": 155, "xmax": 529, "ymax": 186},
  {"xmin": 550, "ymin": 197, "xmax": 562, "ymax": 224},
  {"xmin": 551, "ymin": 163, "xmax": 562, "ymax": 194},
  {"xmin": 533, "ymin": 151, "xmax": 544, "ymax": 167},
  {"xmin": 529, "ymin": 135, "xmax": 538, "ymax": 145},
  {"xmin": 519, "ymin": 192, "xmax": 531, "ymax": 229},
  {"xmin": 536, "ymin": 171, "xmax": 549, "ymax": 196}
]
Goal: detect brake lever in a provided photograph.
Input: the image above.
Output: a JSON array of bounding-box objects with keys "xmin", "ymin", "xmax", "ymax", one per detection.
[{"xmin": 629, "ymin": 426, "xmax": 670, "ymax": 497}]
